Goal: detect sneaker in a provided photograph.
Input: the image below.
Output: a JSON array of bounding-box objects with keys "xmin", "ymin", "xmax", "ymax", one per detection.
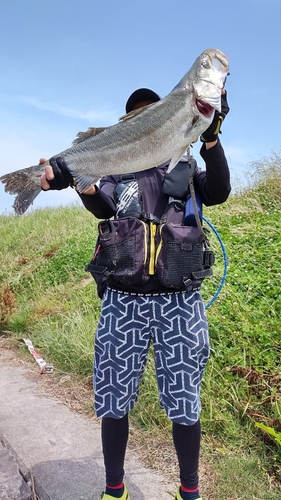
[
  {"xmin": 174, "ymin": 486, "xmax": 202, "ymax": 500},
  {"xmin": 101, "ymin": 484, "xmax": 130, "ymax": 500}
]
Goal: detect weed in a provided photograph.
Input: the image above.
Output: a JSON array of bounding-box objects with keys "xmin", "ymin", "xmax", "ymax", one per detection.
[{"xmin": 0, "ymin": 285, "xmax": 15, "ymax": 326}]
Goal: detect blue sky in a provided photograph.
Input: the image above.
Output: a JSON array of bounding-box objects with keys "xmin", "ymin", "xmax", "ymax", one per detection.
[{"xmin": 0, "ymin": 0, "xmax": 280, "ymax": 214}]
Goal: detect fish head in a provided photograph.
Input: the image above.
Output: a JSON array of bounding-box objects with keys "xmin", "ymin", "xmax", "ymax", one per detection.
[{"xmin": 190, "ymin": 48, "xmax": 229, "ymax": 119}]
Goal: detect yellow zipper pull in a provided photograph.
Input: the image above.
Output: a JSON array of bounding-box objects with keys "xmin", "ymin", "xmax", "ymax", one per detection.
[
  {"xmin": 155, "ymin": 224, "xmax": 163, "ymax": 263},
  {"xmin": 149, "ymin": 221, "xmax": 157, "ymax": 275}
]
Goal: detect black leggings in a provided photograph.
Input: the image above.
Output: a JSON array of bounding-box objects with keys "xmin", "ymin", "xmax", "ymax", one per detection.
[
  {"xmin": 173, "ymin": 419, "xmax": 201, "ymax": 489},
  {"xmin": 101, "ymin": 415, "xmax": 201, "ymax": 489},
  {"xmin": 102, "ymin": 415, "xmax": 129, "ymax": 486}
]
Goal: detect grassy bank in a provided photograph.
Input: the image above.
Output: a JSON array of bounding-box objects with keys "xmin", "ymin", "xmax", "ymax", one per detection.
[{"xmin": 1, "ymin": 151, "xmax": 281, "ymax": 499}]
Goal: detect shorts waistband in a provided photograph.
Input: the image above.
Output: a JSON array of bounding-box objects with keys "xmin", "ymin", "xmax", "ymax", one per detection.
[{"xmin": 107, "ymin": 286, "xmax": 189, "ymax": 297}]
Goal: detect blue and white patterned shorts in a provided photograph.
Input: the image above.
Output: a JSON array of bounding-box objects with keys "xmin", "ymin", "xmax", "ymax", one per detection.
[{"xmin": 94, "ymin": 288, "xmax": 209, "ymax": 425}]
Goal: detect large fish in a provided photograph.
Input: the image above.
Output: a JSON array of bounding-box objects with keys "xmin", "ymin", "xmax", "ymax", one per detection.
[{"xmin": 0, "ymin": 48, "xmax": 229, "ymax": 215}]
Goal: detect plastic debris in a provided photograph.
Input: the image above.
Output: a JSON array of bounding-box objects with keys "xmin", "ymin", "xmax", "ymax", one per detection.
[{"xmin": 23, "ymin": 338, "xmax": 54, "ymax": 374}]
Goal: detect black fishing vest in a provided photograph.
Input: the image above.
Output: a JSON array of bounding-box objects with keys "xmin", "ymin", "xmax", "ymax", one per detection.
[{"xmin": 86, "ymin": 163, "xmax": 214, "ymax": 298}]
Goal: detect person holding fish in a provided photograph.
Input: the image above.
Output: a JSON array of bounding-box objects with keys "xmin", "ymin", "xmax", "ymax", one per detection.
[
  {"xmin": 39, "ymin": 77, "xmax": 230, "ymax": 500},
  {"xmin": 0, "ymin": 49, "xmax": 230, "ymax": 499}
]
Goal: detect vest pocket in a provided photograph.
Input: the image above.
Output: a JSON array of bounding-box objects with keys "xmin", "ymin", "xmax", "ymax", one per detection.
[
  {"xmin": 155, "ymin": 223, "xmax": 205, "ymax": 289},
  {"xmin": 87, "ymin": 218, "xmax": 150, "ymax": 287}
]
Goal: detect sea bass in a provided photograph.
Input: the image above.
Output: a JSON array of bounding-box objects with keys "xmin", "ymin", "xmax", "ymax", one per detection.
[{"xmin": 0, "ymin": 48, "xmax": 229, "ymax": 215}]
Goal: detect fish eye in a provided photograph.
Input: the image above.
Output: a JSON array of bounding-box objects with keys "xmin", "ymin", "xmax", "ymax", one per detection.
[{"xmin": 201, "ymin": 56, "xmax": 211, "ymax": 69}]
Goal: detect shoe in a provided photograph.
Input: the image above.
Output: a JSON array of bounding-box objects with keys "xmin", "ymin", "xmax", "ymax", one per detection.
[
  {"xmin": 101, "ymin": 484, "xmax": 130, "ymax": 500},
  {"xmin": 174, "ymin": 486, "xmax": 202, "ymax": 500}
]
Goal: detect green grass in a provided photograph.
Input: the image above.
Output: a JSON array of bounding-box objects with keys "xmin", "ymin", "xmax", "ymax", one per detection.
[{"xmin": 1, "ymin": 150, "xmax": 281, "ymax": 499}]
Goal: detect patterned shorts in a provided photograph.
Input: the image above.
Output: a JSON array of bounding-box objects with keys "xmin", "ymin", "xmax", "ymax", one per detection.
[{"xmin": 94, "ymin": 288, "xmax": 210, "ymax": 425}]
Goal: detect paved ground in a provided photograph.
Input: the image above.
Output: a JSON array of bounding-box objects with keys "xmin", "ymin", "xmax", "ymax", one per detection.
[{"xmin": 0, "ymin": 348, "xmax": 177, "ymax": 500}]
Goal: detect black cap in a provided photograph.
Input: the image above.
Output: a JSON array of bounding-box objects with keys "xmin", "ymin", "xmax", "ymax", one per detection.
[{"xmin": 125, "ymin": 88, "xmax": 161, "ymax": 113}]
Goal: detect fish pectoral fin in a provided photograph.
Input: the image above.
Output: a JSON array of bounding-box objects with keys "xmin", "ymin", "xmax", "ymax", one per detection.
[
  {"xmin": 72, "ymin": 127, "xmax": 108, "ymax": 145},
  {"xmin": 119, "ymin": 104, "xmax": 153, "ymax": 122},
  {"xmin": 166, "ymin": 147, "xmax": 188, "ymax": 173},
  {"xmin": 72, "ymin": 173, "xmax": 100, "ymax": 193}
]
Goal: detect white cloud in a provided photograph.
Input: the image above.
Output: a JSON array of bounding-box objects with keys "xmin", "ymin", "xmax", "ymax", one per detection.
[
  {"xmin": 1, "ymin": 95, "xmax": 119, "ymax": 124},
  {"xmin": 224, "ymin": 143, "xmax": 253, "ymax": 166},
  {"xmin": 221, "ymin": 143, "xmax": 258, "ymax": 190}
]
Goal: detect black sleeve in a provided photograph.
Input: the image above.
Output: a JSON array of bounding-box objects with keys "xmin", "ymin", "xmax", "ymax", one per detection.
[
  {"xmin": 194, "ymin": 139, "xmax": 231, "ymax": 206},
  {"xmin": 78, "ymin": 175, "xmax": 118, "ymax": 219}
]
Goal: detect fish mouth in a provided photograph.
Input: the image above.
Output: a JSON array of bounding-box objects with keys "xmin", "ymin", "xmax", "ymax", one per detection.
[{"xmin": 196, "ymin": 99, "xmax": 214, "ymax": 118}]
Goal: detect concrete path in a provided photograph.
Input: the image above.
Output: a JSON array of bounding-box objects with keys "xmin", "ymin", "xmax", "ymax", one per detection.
[{"xmin": 0, "ymin": 349, "xmax": 177, "ymax": 500}]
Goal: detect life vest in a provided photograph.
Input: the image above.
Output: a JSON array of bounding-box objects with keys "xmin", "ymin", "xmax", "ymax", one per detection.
[{"xmin": 86, "ymin": 161, "xmax": 215, "ymax": 298}]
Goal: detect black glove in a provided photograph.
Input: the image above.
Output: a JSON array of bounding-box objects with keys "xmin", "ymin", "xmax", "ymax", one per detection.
[
  {"xmin": 45, "ymin": 157, "xmax": 74, "ymax": 190},
  {"xmin": 200, "ymin": 92, "xmax": 229, "ymax": 143}
]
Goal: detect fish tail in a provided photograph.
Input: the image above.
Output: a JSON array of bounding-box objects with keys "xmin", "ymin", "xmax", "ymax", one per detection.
[{"xmin": 0, "ymin": 165, "xmax": 42, "ymax": 215}]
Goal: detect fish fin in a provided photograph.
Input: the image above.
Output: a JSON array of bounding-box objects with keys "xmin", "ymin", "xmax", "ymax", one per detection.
[
  {"xmin": 166, "ymin": 147, "xmax": 188, "ymax": 173},
  {"xmin": 72, "ymin": 173, "xmax": 100, "ymax": 193},
  {"xmin": 0, "ymin": 165, "xmax": 42, "ymax": 215},
  {"xmin": 72, "ymin": 127, "xmax": 108, "ymax": 144},
  {"xmin": 119, "ymin": 104, "xmax": 153, "ymax": 122}
]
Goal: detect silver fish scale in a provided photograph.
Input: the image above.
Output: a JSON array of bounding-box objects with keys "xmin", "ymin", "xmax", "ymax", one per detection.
[{"xmin": 63, "ymin": 91, "xmax": 201, "ymax": 189}]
